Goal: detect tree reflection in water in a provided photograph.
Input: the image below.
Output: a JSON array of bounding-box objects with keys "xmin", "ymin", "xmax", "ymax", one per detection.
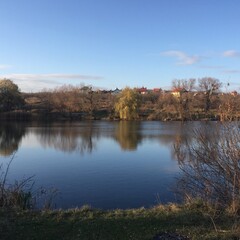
[
  {"xmin": 0, "ymin": 123, "xmax": 26, "ymax": 156},
  {"xmin": 0, "ymin": 121, "xmax": 218, "ymax": 161},
  {"xmin": 113, "ymin": 121, "xmax": 142, "ymax": 151},
  {"xmin": 35, "ymin": 123, "xmax": 99, "ymax": 154}
]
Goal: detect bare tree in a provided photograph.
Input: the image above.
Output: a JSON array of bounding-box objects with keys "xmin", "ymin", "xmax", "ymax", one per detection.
[
  {"xmin": 172, "ymin": 78, "xmax": 196, "ymax": 92},
  {"xmin": 171, "ymin": 79, "xmax": 196, "ymax": 120},
  {"xmin": 175, "ymin": 123, "xmax": 240, "ymax": 214},
  {"xmin": 153, "ymin": 92, "xmax": 177, "ymax": 120},
  {"xmin": 198, "ymin": 77, "xmax": 222, "ymax": 112},
  {"xmin": 50, "ymin": 85, "xmax": 84, "ymax": 113},
  {"xmin": 219, "ymin": 93, "xmax": 239, "ymax": 121}
]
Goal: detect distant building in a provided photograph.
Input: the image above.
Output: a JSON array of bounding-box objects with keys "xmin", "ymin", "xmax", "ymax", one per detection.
[
  {"xmin": 231, "ymin": 91, "xmax": 238, "ymax": 96},
  {"xmin": 111, "ymin": 88, "xmax": 122, "ymax": 95},
  {"xmin": 171, "ymin": 88, "xmax": 188, "ymax": 98},
  {"xmin": 152, "ymin": 88, "xmax": 162, "ymax": 93},
  {"xmin": 100, "ymin": 90, "xmax": 110, "ymax": 94},
  {"xmin": 80, "ymin": 86, "xmax": 92, "ymax": 93},
  {"xmin": 136, "ymin": 87, "xmax": 148, "ymax": 95}
]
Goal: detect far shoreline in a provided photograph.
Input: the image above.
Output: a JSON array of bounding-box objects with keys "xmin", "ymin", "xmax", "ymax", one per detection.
[{"xmin": 0, "ymin": 110, "xmax": 237, "ymax": 122}]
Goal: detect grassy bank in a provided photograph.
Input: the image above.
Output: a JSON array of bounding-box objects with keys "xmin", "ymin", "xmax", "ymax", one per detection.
[{"xmin": 1, "ymin": 203, "xmax": 239, "ymax": 240}]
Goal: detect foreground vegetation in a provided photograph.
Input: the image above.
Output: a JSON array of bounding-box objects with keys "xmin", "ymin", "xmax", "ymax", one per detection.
[
  {"xmin": 0, "ymin": 202, "xmax": 239, "ymax": 240},
  {"xmin": 0, "ymin": 153, "xmax": 239, "ymax": 239}
]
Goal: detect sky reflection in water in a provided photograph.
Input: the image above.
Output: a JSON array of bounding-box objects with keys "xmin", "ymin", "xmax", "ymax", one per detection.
[{"xmin": 0, "ymin": 121, "xmax": 212, "ymax": 209}]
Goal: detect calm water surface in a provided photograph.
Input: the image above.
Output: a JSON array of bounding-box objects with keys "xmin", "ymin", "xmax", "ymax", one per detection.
[{"xmin": 0, "ymin": 121, "xmax": 217, "ymax": 209}]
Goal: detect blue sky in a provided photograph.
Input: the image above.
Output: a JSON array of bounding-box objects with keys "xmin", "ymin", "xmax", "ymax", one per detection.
[{"xmin": 0, "ymin": 0, "xmax": 240, "ymax": 92}]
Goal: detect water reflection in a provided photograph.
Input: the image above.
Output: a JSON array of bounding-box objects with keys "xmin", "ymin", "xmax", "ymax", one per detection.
[
  {"xmin": 113, "ymin": 121, "xmax": 142, "ymax": 151},
  {"xmin": 0, "ymin": 123, "xmax": 26, "ymax": 156},
  {"xmin": 0, "ymin": 121, "xmax": 205, "ymax": 156},
  {"xmin": 0, "ymin": 121, "xmax": 222, "ymax": 209},
  {"xmin": 34, "ymin": 123, "xmax": 100, "ymax": 154},
  {"xmin": 33, "ymin": 121, "xmax": 144, "ymax": 153},
  {"xmin": 0, "ymin": 121, "xmax": 217, "ymax": 157}
]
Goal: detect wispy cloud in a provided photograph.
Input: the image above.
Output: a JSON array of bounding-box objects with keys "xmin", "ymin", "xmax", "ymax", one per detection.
[
  {"xmin": 222, "ymin": 69, "xmax": 240, "ymax": 74},
  {"xmin": 161, "ymin": 50, "xmax": 201, "ymax": 65},
  {"xmin": 0, "ymin": 73, "xmax": 104, "ymax": 92},
  {"xmin": 223, "ymin": 50, "xmax": 240, "ymax": 58},
  {"xmin": 200, "ymin": 65, "xmax": 225, "ymax": 70},
  {"xmin": 2, "ymin": 73, "xmax": 103, "ymax": 81},
  {"xmin": 227, "ymin": 82, "xmax": 240, "ymax": 87},
  {"xmin": 0, "ymin": 64, "xmax": 11, "ymax": 70}
]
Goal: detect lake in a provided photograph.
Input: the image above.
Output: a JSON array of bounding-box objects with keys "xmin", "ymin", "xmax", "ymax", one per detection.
[{"xmin": 0, "ymin": 121, "xmax": 218, "ymax": 209}]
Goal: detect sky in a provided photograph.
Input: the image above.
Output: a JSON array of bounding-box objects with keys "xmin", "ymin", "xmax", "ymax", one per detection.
[{"xmin": 0, "ymin": 0, "xmax": 240, "ymax": 92}]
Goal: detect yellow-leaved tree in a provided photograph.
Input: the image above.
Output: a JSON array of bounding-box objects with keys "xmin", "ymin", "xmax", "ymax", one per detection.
[{"xmin": 114, "ymin": 87, "xmax": 140, "ymax": 120}]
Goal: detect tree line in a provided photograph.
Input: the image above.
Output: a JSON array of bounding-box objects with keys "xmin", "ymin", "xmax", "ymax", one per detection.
[{"xmin": 0, "ymin": 77, "xmax": 239, "ymax": 121}]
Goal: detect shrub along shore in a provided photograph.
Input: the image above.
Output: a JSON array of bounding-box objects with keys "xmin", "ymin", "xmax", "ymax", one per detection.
[{"xmin": 1, "ymin": 202, "xmax": 239, "ymax": 240}]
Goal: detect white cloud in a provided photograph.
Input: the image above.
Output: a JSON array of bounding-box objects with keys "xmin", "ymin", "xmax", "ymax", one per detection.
[
  {"xmin": 222, "ymin": 69, "xmax": 240, "ymax": 74},
  {"xmin": 223, "ymin": 50, "xmax": 240, "ymax": 58},
  {"xmin": 161, "ymin": 50, "xmax": 200, "ymax": 65},
  {"xmin": 0, "ymin": 73, "xmax": 104, "ymax": 92}
]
